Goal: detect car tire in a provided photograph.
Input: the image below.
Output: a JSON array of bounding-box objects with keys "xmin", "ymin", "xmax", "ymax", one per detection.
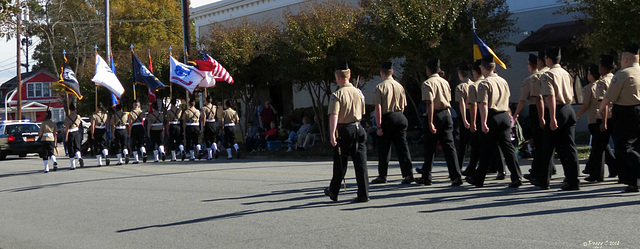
[{"xmin": 0, "ymin": 151, "xmax": 6, "ymax": 160}]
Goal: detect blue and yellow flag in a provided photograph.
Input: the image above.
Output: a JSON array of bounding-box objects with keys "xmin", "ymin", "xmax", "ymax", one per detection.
[{"xmin": 473, "ymin": 31, "xmax": 506, "ymax": 70}]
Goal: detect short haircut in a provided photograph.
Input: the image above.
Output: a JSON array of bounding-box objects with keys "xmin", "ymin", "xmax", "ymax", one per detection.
[
  {"xmin": 69, "ymin": 103, "xmax": 76, "ymax": 111},
  {"xmin": 426, "ymin": 57, "xmax": 440, "ymax": 73}
]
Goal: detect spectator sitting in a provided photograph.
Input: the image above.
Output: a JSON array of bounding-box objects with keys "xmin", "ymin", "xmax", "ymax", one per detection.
[
  {"xmin": 259, "ymin": 121, "xmax": 279, "ymax": 148},
  {"xmin": 287, "ymin": 116, "xmax": 314, "ymax": 152},
  {"xmin": 245, "ymin": 121, "xmax": 260, "ymax": 153}
]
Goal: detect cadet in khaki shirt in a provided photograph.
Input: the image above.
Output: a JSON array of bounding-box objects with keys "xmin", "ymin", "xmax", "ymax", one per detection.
[
  {"xmin": 221, "ymin": 99, "xmax": 240, "ymax": 159},
  {"xmin": 128, "ymin": 100, "xmax": 146, "ymax": 164},
  {"xmin": 369, "ymin": 61, "xmax": 414, "ymax": 185},
  {"xmin": 110, "ymin": 104, "xmax": 129, "ymax": 165},
  {"xmin": 146, "ymin": 103, "xmax": 166, "ymax": 162},
  {"xmin": 417, "ymin": 57, "xmax": 462, "ymax": 187},
  {"xmin": 64, "ymin": 103, "xmax": 83, "ymax": 169},
  {"xmin": 183, "ymin": 98, "xmax": 201, "ymax": 161},
  {"xmin": 165, "ymin": 98, "xmax": 184, "ymax": 161},
  {"xmin": 535, "ymin": 46, "xmax": 580, "ymax": 191},
  {"xmin": 324, "ymin": 61, "xmax": 368, "ymax": 203},
  {"xmin": 459, "ymin": 59, "xmax": 485, "ymax": 176},
  {"xmin": 90, "ymin": 103, "xmax": 109, "ymax": 166},
  {"xmin": 467, "ymin": 55, "xmax": 522, "ymax": 188},
  {"xmin": 454, "ymin": 63, "xmax": 474, "ymax": 175},
  {"xmin": 600, "ymin": 44, "xmax": 640, "ymax": 192},
  {"xmin": 39, "ymin": 110, "xmax": 58, "ymax": 173},
  {"xmin": 202, "ymin": 95, "xmax": 220, "ymax": 160}
]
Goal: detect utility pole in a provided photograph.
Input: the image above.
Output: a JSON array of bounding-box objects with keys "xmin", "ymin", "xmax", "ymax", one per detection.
[
  {"xmin": 21, "ymin": 33, "xmax": 31, "ymax": 72},
  {"xmin": 16, "ymin": 0, "xmax": 22, "ymax": 120}
]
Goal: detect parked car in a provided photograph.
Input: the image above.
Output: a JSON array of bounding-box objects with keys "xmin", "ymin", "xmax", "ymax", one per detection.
[{"xmin": 0, "ymin": 121, "xmax": 42, "ymax": 160}]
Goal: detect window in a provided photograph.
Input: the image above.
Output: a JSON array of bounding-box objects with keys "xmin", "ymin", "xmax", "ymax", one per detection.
[{"xmin": 26, "ymin": 82, "xmax": 52, "ymax": 98}]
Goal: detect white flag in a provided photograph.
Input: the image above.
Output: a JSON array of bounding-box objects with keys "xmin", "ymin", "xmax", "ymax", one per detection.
[
  {"xmin": 198, "ymin": 70, "xmax": 215, "ymax": 88},
  {"xmin": 92, "ymin": 54, "xmax": 125, "ymax": 98},
  {"xmin": 170, "ymin": 56, "xmax": 204, "ymax": 93}
]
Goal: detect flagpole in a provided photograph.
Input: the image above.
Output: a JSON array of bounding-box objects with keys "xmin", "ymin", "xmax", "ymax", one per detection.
[
  {"xmin": 181, "ymin": 0, "xmax": 190, "ymax": 113},
  {"xmin": 130, "ymin": 44, "xmax": 136, "ymax": 101},
  {"xmin": 94, "ymin": 45, "xmax": 98, "ymax": 110},
  {"xmin": 169, "ymin": 46, "xmax": 173, "ymax": 99},
  {"xmin": 63, "ymin": 50, "xmax": 70, "ymax": 115}
]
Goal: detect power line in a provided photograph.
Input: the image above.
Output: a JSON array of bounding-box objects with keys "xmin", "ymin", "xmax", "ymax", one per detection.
[{"xmin": 54, "ymin": 18, "xmax": 181, "ymax": 25}]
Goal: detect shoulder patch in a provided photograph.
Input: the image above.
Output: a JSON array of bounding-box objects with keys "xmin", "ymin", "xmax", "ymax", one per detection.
[
  {"xmin": 597, "ymin": 82, "xmax": 603, "ymax": 88},
  {"xmin": 612, "ymin": 77, "xmax": 617, "ymax": 83},
  {"xmin": 478, "ymin": 85, "xmax": 484, "ymax": 90},
  {"xmin": 330, "ymin": 94, "xmax": 337, "ymax": 100}
]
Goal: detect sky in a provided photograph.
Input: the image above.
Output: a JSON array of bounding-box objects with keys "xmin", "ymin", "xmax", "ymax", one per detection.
[{"xmin": 0, "ymin": 0, "xmax": 563, "ymax": 84}]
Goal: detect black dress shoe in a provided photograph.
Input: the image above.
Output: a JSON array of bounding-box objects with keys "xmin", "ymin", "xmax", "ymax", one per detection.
[
  {"xmin": 607, "ymin": 173, "xmax": 617, "ymax": 178},
  {"xmin": 508, "ymin": 180, "xmax": 522, "ymax": 188},
  {"xmin": 560, "ymin": 183, "xmax": 580, "ymax": 191},
  {"xmin": 523, "ymin": 174, "xmax": 532, "ymax": 180},
  {"xmin": 415, "ymin": 177, "xmax": 432, "ymax": 185},
  {"xmin": 451, "ymin": 178, "xmax": 463, "ymax": 186},
  {"xmin": 142, "ymin": 153, "xmax": 147, "ymax": 163},
  {"xmin": 370, "ymin": 177, "xmax": 387, "ymax": 184},
  {"xmin": 461, "ymin": 170, "xmax": 470, "ymax": 176},
  {"xmin": 350, "ymin": 197, "xmax": 369, "ymax": 203},
  {"xmin": 106, "ymin": 157, "xmax": 110, "ymax": 166},
  {"xmin": 539, "ymin": 185, "xmax": 549, "ymax": 190},
  {"xmin": 400, "ymin": 177, "xmax": 414, "ymax": 185},
  {"xmin": 464, "ymin": 176, "xmax": 475, "ymax": 185},
  {"xmin": 79, "ymin": 158, "xmax": 84, "ymax": 168},
  {"xmin": 529, "ymin": 177, "xmax": 541, "ymax": 186},
  {"xmin": 324, "ymin": 187, "xmax": 337, "ymax": 202},
  {"xmin": 125, "ymin": 156, "xmax": 129, "ymax": 164},
  {"xmin": 415, "ymin": 167, "xmax": 423, "ymax": 174},
  {"xmin": 624, "ymin": 186, "xmax": 639, "ymax": 192},
  {"xmin": 496, "ymin": 172, "xmax": 506, "ymax": 180},
  {"xmin": 161, "ymin": 153, "xmax": 166, "ymax": 162},
  {"xmin": 584, "ymin": 175, "xmax": 604, "ymax": 182}
]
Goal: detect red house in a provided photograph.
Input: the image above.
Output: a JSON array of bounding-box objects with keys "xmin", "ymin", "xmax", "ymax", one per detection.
[{"xmin": 0, "ymin": 69, "xmax": 65, "ymax": 122}]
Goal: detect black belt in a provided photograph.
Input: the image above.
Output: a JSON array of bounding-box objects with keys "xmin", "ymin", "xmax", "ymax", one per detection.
[
  {"xmin": 488, "ymin": 109, "xmax": 507, "ymax": 115},
  {"xmin": 337, "ymin": 122, "xmax": 359, "ymax": 128},
  {"xmin": 382, "ymin": 111, "xmax": 402, "ymax": 116}
]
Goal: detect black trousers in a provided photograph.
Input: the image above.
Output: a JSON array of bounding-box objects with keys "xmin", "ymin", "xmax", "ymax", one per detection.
[
  {"xmin": 585, "ymin": 120, "xmax": 616, "ymax": 178},
  {"xmin": 463, "ymin": 117, "xmax": 482, "ymax": 174},
  {"xmin": 93, "ymin": 128, "xmax": 107, "ymax": 151},
  {"xmin": 130, "ymin": 125, "xmax": 145, "ymax": 152},
  {"xmin": 150, "ymin": 129, "xmax": 164, "ymax": 150},
  {"xmin": 422, "ymin": 110, "xmax": 461, "ymax": 181},
  {"xmin": 473, "ymin": 111, "xmax": 522, "ymax": 184},
  {"xmin": 612, "ymin": 104, "xmax": 640, "ymax": 187},
  {"xmin": 168, "ymin": 124, "xmax": 182, "ymax": 151},
  {"xmin": 529, "ymin": 105, "xmax": 544, "ymax": 176},
  {"xmin": 113, "ymin": 129, "xmax": 128, "ymax": 154},
  {"xmin": 328, "ymin": 123, "xmax": 369, "ymax": 199},
  {"xmin": 40, "ymin": 141, "xmax": 55, "ymax": 159},
  {"xmin": 204, "ymin": 122, "xmax": 219, "ymax": 148},
  {"xmin": 376, "ymin": 112, "xmax": 413, "ymax": 179},
  {"xmin": 186, "ymin": 126, "xmax": 200, "ymax": 150},
  {"xmin": 537, "ymin": 104, "xmax": 580, "ymax": 187},
  {"xmin": 67, "ymin": 131, "xmax": 82, "ymax": 156},
  {"xmin": 457, "ymin": 109, "xmax": 471, "ymax": 170},
  {"xmin": 224, "ymin": 126, "xmax": 236, "ymax": 148}
]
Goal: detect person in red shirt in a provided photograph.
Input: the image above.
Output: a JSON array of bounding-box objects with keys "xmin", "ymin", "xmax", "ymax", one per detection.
[
  {"xmin": 260, "ymin": 100, "xmax": 278, "ymax": 129},
  {"xmin": 259, "ymin": 121, "xmax": 279, "ymax": 141}
]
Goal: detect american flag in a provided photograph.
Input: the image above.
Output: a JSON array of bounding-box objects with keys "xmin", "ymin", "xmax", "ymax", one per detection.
[{"xmin": 202, "ymin": 52, "xmax": 234, "ymax": 84}]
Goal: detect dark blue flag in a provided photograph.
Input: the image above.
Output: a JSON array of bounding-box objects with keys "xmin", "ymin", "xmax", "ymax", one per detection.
[{"xmin": 132, "ymin": 53, "xmax": 165, "ymax": 91}]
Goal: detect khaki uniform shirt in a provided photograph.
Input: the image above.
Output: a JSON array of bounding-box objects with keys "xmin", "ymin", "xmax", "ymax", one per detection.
[
  {"xmin": 595, "ymin": 73, "xmax": 614, "ymax": 118},
  {"xmin": 477, "ymin": 73, "xmax": 511, "ymax": 112},
  {"xmin": 582, "ymin": 82, "xmax": 598, "ymax": 124},
  {"xmin": 222, "ymin": 108, "xmax": 239, "ymax": 125},
  {"xmin": 63, "ymin": 112, "xmax": 81, "ymax": 130},
  {"xmin": 541, "ymin": 64, "xmax": 574, "ymax": 105},
  {"xmin": 166, "ymin": 106, "xmax": 182, "ymax": 123},
  {"xmin": 520, "ymin": 73, "xmax": 538, "ymax": 104},
  {"xmin": 468, "ymin": 76, "xmax": 484, "ymax": 104},
  {"xmin": 328, "ymin": 82, "xmax": 365, "ymax": 123},
  {"xmin": 372, "ymin": 77, "xmax": 407, "ymax": 114},
  {"xmin": 129, "ymin": 108, "xmax": 143, "ymax": 125},
  {"xmin": 202, "ymin": 103, "xmax": 218, "ymax": 122},
  {"xmin": 147, "ymin": 111, "xmax": 165, "ymax": 131},
  {"xmin": 421, "ymin": 74, "xmax": 452, "ymax": 110},
  {"xmin": 110, "ymin": 111, "xmax": 128, "ymax": 128},
  {"xmin": 91, "ymin": 111, "xmax": 108, "ymax": 128},
  {"xmin": 530, "ymin": 67, "xmax": 549, "ymax": 97},
  {"xmin": 605, "ymin": 63, "xmax": 640, "ymax": 106},
  {"xmin": 183, "ymin": 106, "xmax": 201, "ymax": 124},
  {"xmin": 455, "ymin": 78, "xmax": 473, "ymax": 106},
  {"xmin": 39, "ymin": 119, "xmax": 56, "ymax": 142}
]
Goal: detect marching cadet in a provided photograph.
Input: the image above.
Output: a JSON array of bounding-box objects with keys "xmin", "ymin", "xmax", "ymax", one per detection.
[
  {"xmin": 110, "ymin": 104, "xmax": 129, "ymax": 165},
  {"xmin": 454, "ymin": 63, "xmax": 474, "ymax": 173},
  {"xmin": 202, "ymin": 95, "xmax": 220, "ymax": 160},
  {"xmin": 39, "ymin": 110, "xmax": 58, "ymax": 173},
  {"xmin": 369, "ymin": 61, "xmax": 414, "ymax": 185},
  {"xmin": 90, "ymin": 103, "xmax": 110, "ymax": 166},
  {"xmin": 324, "ymin": 61, "xmax": 369, "ymax": 203},
  {"xmin": 166, "ymin": 98, "xmax": 185, "ymax": 161},
  {"xmin": 147, "ymin": 103, "xmax": 166, "ymax": 162},
  {"xmin": 600, "ymin": 44, "xmax": 640, "ymax": 192},
  {"xmin": 128, "ymin": 100, "xmax": 147, "ymax": 164},
  {"xmin": 221, "ymin": 99, "xmax": 241, "ymax": 159},
  {"xmin": 576, "ymin": 61, "xmax": 616, "ymax": 182},
  {"xmin": 183, "ymin": 97, "xmax": 201, "ymax": 161},
  {"xmin": 461, "ymin": 60, "xmax": 484, "ymax": 176},
  {"xmin": 416, "ymin": 57, "xmax": 463, "ymax": 186},
  {"xmin": 513, "ymin": 54, "xmax": 542, "ymax": 178},
  {"xmin": 466, "ymin": 55, "xmax": 523, "ymax": 188},
  {"xmin": 534, "ymin": 46, "xmax": 580, "ymax": 191},
  {"xmin": 64, "ymin": 103, "xmax": 83, "ymax": 169}
]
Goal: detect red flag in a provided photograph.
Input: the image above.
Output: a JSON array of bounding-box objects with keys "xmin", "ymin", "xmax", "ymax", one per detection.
[
  {"xmin": 202, "ymin": 53, "xmax": 234, "ymax": 84},
  {"xmin": 148, "ymin": 53, "xmax": 157, "ymax": 113}
]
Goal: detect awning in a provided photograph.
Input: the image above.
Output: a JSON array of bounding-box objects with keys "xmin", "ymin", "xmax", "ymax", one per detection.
[{"xmin": 516, "ymin": 20, "xmax": 591, "ymax": 52}]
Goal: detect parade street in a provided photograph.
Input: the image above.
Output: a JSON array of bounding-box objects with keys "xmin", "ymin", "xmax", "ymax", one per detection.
[{"xmin": 0, "ymin": 156, "xmax": 637, "ymax": 249}]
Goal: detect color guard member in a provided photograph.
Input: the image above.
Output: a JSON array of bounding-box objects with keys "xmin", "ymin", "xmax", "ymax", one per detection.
[
  {"xmin": 147, "ymin": 103, "xmax": 166, "ymax": 162},
  {"xmin": 39, "ymin": 110, "xmax": 58, "ymax": 173},
  {"xmin": 128, "ymin": 100, "xmax": 147, "ymax": 164},
  {"xmin": 221, "ymin": 100, "xmax": 241, "ymax": 159},
  {"xmin": 111, "ymin": 104, "xmax": 129, "ymax": 165},
  {"xmin": 166, "ymin": 98, "xmax": 185, "ymax": 161},
  {"xmin": 91, "ymin": 103, "xmax": 110, "ymax": 166},
  {"xmin": 183, "ymin": 97, "xmax": 201, "ymax": 161},
  {"xmin": 64, "ymin": 103, "xmax": 83, "ymax": 169},
  {"xmin": 202, "ymin": 95, "xmax": 220, "ymax": 160}
]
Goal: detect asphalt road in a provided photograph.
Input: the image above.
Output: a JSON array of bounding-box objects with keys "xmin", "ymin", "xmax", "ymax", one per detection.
[{"xmin": 0, "ymin": 153, "xmax": 637, "ymax": 249}]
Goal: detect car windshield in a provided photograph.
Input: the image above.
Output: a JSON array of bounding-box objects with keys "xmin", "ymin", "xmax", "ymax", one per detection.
[{"xmin": 5, "ymin": 124, "xmax": 40, "ymax": 135}]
